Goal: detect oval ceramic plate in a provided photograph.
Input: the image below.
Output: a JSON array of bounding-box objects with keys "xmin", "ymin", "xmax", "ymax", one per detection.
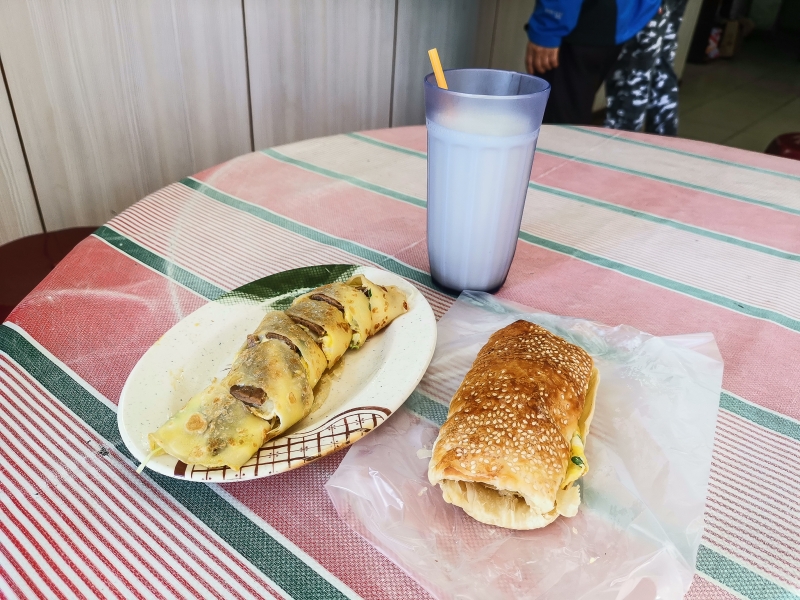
[{"xmin": 118, "ymin": 264, "xmax": 436, "ymax": 481}]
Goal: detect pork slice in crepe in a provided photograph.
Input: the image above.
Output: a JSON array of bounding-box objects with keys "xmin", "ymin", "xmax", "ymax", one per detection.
[
  {"xmin": 285, "ymin": 299, "xmax": 353, "ymax": 368},
  {"xmin": 147, "ymin": 381, "xmax": 272, "ymax": 470},
  {"xmin": 251, "ymin": 311, "xmax": 327, "ymax": 387},
  {"xmin": 346, "ymin": 275, "xmax": 409, "ymax": 333},
  {"xmin": 295, "ymin": 282, "xmax": 373, "ymax": 348},
  {"xmin": 224, "ymin": 339, "xmax": 314, "ymax": 439}
]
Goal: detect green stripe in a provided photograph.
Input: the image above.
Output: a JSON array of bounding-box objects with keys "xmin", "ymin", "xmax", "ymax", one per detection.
[
  {"xmin": 180, "ymin": 177, "xmax": 453, "ymax": 297},
  {"xmin": 353, "ymin": 129, "xmax": 800, "ymax": 217},
  {"xmin": 263, "ymin": 147, "xmax": 426, "ymax": 208},
  {"xmin": 0, "ymin": 324, "xmax": 346, "ymax": 600},
  {"xmin": 94, "ymin": 226, "xmax": 225, "ymax": 300},
  {"xmin": 536, "ymin": 146, "xmax": 800, "ymax": 217},
  {"xmin": 697, "ymin": 544, "xmax": 800, "ymax": 600},
  {"xmin": 519, "ymin": 231, "xmax": 800, "ymax": 332},
  {"xmin": 351, "ymin": 132, "xmax": 800, "ymax": 263},
  {"xmin": 527, "ymin": 183, "xmax": 800, "ymax": 263},
  {"xmin": 404, "ymin": 390, "xmax": 448, "ymax": 426},
  {"xmin": 564, "ymin": 125, "xmax": 800, "ymax": 183},
  {"xmin": 720, "ymin": 392, "xmax": 800, "ymax": 443},
  {"xmin": 274, "ymin": 135, "xmax": 800, "ymax": 332},
  {"xmin": 347, "ymin": 132, "xmax": 427, "ymax": 159},
  {"xmin": 403, "ymin": 388, "xmax": 800, "ymax": 598}
]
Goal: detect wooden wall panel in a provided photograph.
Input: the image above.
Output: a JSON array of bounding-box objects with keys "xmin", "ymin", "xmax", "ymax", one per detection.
[
  {"xmin": 0, "ymin": 0, "xmax": 251, "ymax": 231},
  {"xmin": 675, "ymin": 0, "xmax": 703, "ymax": 79},
  {"xmin": 392, "ymin": 0, "xmax": 497, "ymax": 127},
  {"xmin": 0, "ymin": 74, "xmax": 41, "ymax": 245},
  {"xmin": 489, "ymin": 0, "xmax": 531, "ymax": 73},
  {"xmin": 245, "ymin": 0, "xmax": 395, "ymax": 149}
]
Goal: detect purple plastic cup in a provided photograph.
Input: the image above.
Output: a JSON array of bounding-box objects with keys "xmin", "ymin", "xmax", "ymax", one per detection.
[{"xmin": 424, "ymin": 69, "xmax": 550, "ymax": 292}]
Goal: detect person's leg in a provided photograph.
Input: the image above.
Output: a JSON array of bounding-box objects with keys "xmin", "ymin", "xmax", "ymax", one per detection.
[
  {"xmin": 604, "ymin": 9, "xmax": 664, "ymax": 131},
  {"xmin": 645, "ymin": 0, "xmax": 688, "ymax": 135},
  {"xmin": 542, "ymin": 42, "xmax": 622, "ymax": 125}
]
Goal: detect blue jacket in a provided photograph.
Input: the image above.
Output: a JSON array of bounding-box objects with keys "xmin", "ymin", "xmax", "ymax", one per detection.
[{"xmin": 527, "ymin": 0, "xmax": 661, "ymax": 48}]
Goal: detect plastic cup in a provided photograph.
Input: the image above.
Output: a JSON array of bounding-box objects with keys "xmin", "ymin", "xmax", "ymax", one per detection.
[{"xmin": 424, "ymin": 69, "xmax": 550, "ymax": 292}]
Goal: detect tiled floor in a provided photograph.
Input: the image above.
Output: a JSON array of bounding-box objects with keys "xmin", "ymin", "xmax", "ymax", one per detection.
[{"xmin": 678, "ymin": 32, "xmax": 800, "ymax": 152}]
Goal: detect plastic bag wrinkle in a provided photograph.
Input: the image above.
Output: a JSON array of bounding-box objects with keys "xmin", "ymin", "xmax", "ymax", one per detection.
[{"xmin": 327, "ymin": 292, "xmax": 722, "ymax": 599}]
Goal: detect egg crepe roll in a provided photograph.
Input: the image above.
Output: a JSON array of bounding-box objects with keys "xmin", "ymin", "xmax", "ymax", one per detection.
[
  {"xmin": 285, "ymin": 299, "xmax": 353, "ymax": 367},
  {"xmin": 224, "ymin": 339, "xmax": 313, "ymax": 438},
  {"xmin": 428, "ymin": 321, "xmax": 597, "ymax": 530},
  {"xmin": 346, "ymin": 275, "xmax": 409, "ymax": 333},
  {"xmin": 147, "ymin": 381, "xmax": 272, "ymax": 470},
  {"xmin": 295, "ymin": 283, "xmax": 373, "ymax": 348},
  {"xmin": 142, "ymin": 272, "xmax": 411, "ymax": 473},
  {"xmin": 251, "ymin": 311, "xmax": 327, "ymax": 387}
]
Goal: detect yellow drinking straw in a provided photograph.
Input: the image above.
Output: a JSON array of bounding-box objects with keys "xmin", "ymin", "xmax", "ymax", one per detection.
[{"xmin": 428, "ymin": 48, "xmax": 448, "ymax": 89}]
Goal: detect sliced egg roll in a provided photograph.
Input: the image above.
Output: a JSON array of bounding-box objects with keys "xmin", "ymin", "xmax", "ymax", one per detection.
[
  {"xmin": 347, "ymin": 275, "xmax": 409, "ymax": 333},
  {"xmin": 295, "ymin": 283, "xmax": 373, "ymax": 348},
  {"xmin": 251, "ymin": 311, "xmax": 327, "ymax": 387},
  {"xmin": 223, "ymin": 339, "xmax": 313, "ymax": 439},
  {"xmin": 147, "ymin": 381, "xmax": 272, "ymax": 470},
  {"xmin": 285, "ymin": 299, "xmax": 352, "ymax": 368}
]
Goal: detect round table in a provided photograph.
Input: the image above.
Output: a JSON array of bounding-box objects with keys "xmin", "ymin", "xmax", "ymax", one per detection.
[{"xmin": 2, "ymin": 125, "xmax": 799, "ymax": 600}]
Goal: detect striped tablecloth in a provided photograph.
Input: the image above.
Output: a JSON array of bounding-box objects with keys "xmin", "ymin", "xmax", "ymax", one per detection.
[{"xmin": 2, "ymin": 125, "xmax": 799, "ymax": 600}]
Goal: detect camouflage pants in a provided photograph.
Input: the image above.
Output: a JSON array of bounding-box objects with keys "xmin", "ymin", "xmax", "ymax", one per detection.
[{"xmin": 604, "ymin": 0, "xmax": 688, "ymax": 135}]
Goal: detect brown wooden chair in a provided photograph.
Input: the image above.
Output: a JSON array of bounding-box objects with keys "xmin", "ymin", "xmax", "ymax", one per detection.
[
  {"xmin": 765, "ymin": 133, "xmax": 800, "ymax": 161},
  {"xmin": 0, "ymin": 227, "xmax": 97, "ymax": 322}
]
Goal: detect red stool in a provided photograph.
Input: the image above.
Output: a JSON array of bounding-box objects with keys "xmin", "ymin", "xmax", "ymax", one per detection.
[
  {"xmin": 0, "ymin": 227, "xmax": 97, "ymax": 322},
  {"xmin": 765, "ymin": 133, "xmax": 800, "ymax": 161}
]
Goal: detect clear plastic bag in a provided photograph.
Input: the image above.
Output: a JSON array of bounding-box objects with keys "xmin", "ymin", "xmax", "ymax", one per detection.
[{"xmin": 326, "ymin": 292, "xmax": 723, "ymax": 600}]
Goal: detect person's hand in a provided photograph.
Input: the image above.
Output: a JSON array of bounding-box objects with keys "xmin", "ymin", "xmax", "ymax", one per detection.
[{"xmin": 525, "ymin": 41, "xmax": 560, "ymax": 75}]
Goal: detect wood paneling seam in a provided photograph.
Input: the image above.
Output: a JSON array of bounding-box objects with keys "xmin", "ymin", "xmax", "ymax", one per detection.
[
  {"xmin": 241, "ymin": 0, "xmax": 255, "ymax": 152},
  {"xmin": 0, "ymin": 48, "xmax": 46, "ymax": 234},
  {"xmin": 487, "ymin": 0, "xmax": 500, "ymax": 69},
  {"xmin": 389, "ymin": 0, "xmax": 399, "ymax": 127}
]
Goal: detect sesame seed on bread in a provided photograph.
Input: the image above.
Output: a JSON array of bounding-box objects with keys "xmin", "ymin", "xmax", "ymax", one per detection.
[{"xmin": 428, "ymin": 320, "xmax": 597, "ymax": 530}]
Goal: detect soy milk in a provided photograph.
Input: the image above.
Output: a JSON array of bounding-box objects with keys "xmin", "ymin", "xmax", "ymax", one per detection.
[{"xmin": 426, "ymin": 112, "xmax": 538, "ymax": 291}]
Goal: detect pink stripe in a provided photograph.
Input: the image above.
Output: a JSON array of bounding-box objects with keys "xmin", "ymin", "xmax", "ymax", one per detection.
[
  {"xmin": 128, "ymin": 186, "xmax": 459, "ymax": 318},
  {"xmin": 685, "ymin": 573, "xmax": 741, "ymax": 600},
  {"xmin": 0, "ymin": 524, "xmax": 51, "ymax": 600},
  {"xmin": 718, "ymin": 410, "xmax": 800, "ymax": 452},
  {"xmin": 0, "ymin": 501, "xmax": 74, "ymax": 600},
  {"xmin": 0, "ymin": 389, "xmax": 217, "ymax": 600},
  {"xmin": 116, "ymin": 184, "xmax": 452, "ymax": 317},
  {"xmin": 711, "ymin": 451, "xmax": 794, "ymax": 507},
  {"xmin": 603, "ymin": 127, "xmax": 800, "ymax": 177},
  {"xmin": 223, "ymin": 450, "xmax": 434, "ymax": 600},
  {"xmin": 0, "ymin": 544, "xmax": 29, "ymax": 600},
  {"xmin": 120, "ymin": 192, "xmax": 346, "ymax": 288},
  {"xmin": 713, "ymin": 429, "xmax": 800, "ymax": 494},
  {"xmin": 115, "ymin": 216, "xmax": 237, "ymax": 287},
  {"xmin": 707, "ymin": 475, "xmax": 799, "ymax": 533},
  {"xmin": 532, "ymin": 151, "xmax": 800, "ymax": 255},
  {"xmin": 714, "ymin": 435, "xmax": 800, "ymax": 500},
  {"xmin": 0, "ymin": 403, "xmax": 164, "ymax": 599},
  {"xmin": 0, "ymin": 377, "xmax": 227, "ymax": 598},
  {"xmin": 705, "ymin": 512, "xmax": 800, "ymax": 575},
  {"xmin": 6, "ymin": 237, "xmax": 208, "ymax": 404},
  {"xmin": 193, "ymin": 154, "xmax": 432, "ymax": 273},
  {"xmin": 703, "ymin": 530, "xmax": 798, "ymax": 588},
  {"xmin": 113, "ymin": 195, "xmax": 245, "ymax": 287},
  {"xmin": 713, "ymin": 429, "xmax": 800, "ymax": 496},
  {"xmin": 111, "ymin": 210, "xmax": 241, "ymax": 289},
  {"xmin": 0, "ymin": 360, "xmax": 279, "ymax": 600},
  {"xmin": 117, "ymin": 188, "xmax": 265, "ymax": 288},
  {"xmin": 706, "ymin": 496, "xmax": 800, "ymax": 556},
  {"xmin": 194, "ymin": 149, "xmax": 800, "ymax": 420},
  {"xmin": 362, "ymin": 126, "xmax": 800, "ymax": 254}
]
